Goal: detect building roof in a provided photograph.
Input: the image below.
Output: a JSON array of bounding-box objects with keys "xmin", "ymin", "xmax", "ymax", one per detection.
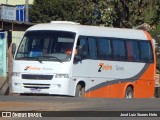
[{"xmin": 0, "ymin": 19, "xmax": 35, "ymax": 31}]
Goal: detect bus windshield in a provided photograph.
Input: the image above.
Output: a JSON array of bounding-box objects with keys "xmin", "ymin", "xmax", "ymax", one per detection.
[{"xmin": 15, "ymin": 30, "xmax": 76, "ymax": 62}]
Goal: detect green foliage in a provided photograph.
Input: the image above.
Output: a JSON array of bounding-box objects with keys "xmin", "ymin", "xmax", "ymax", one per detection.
[
  {"xmin": 150, "ymin": 25, "xmax": 160, "ymax": 71},
  {"xmin": 29, "ymin": 0, "xmax": 75, "ymax": 23},
  {"xmin": 29, "ymin": 0, "xmax": 160, "ymax": 28},
  {"xmin": 150, "ymin": 26, "xmax": 160, "ymax": 44},
  {"xmin": 29, "ymin": 0, "xmax": 96, "ymax": 24},
  {"xmin": 152, "ymin": 0, "xmax": 160, "ymax": 25},
  {"xmin": 29, "ymin": 0, "xmax": 112, "ymax": 25},
  {"xmin": 156, "ymin": 56, "xmax": 160, "ymax": 71},
  {"xmin": 111, "ymin": 0, "xmax": 159, "ymax": 28}
]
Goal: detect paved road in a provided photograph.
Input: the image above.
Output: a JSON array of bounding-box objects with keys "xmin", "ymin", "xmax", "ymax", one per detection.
[
  {"xmin": 0, "ymin": 95, "xmax": 160, "ymax": 111},
  {"xmin": 0, "ymin": 95, "xmax": 160, "ymax": 119}
]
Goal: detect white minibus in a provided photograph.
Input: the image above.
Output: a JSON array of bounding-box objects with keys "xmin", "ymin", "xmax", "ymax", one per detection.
[{"xmin": 11, "ymin": 21, "xmax": 155, "ymax": 98}]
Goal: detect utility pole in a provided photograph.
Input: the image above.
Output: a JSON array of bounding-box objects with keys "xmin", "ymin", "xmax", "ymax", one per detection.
[
  {"xmin": 6, "ymin": 0, "xmax": 8, "ymax": 4},
  {"xmin": 25, "ymin": 0, "xmax": 29, "ymax": 22}
]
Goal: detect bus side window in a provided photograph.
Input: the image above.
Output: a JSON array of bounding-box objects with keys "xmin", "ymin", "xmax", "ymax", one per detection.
[
  {"xmin": 88, "ymin": 37, "xmax": 97, "ymax": 59},
  {"xmin": 77, "ymin": 37, "xmax": 88, "ymax": 59},
  {"xmin": 97, "ymin": 38, "xmax": 112, "ymax": 60},
  {"xmin": 112, "ymin": 39, "xmax": 126, "ymax": 61},
  {"xmin": 126, "ymin": 41, "xmax": 140, "ymax": 62}
]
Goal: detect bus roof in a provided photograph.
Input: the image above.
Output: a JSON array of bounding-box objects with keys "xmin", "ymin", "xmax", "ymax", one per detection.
[{"xmin": 27, "ymin": 22, "xmax": 150, "ymax": 40}]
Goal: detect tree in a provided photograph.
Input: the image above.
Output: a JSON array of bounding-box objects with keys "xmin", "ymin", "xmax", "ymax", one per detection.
[
  {"xmin": 152, "ymin": 0, "xmax": 160, "ymax": 26},
  {"xmin": 29, "ymin": 0, "xmax": 74, "ymax": 23},
  {"xmin": 109, "ymin": 0, "xmax": 159, "ymax": 28},
  {"xmin": 29, "ymin": 0, "xmax": 96, "ymax": 24},
  {"xmin": 29, "ymin": 0, "xmax": 160, "ymax": 28},
  {"xmin": 150, "ymin": 25, "xmax": 160, "ymax": 71}
]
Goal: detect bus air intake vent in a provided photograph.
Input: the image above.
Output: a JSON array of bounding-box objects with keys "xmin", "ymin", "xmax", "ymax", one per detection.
[
  {"xmin": 22, "ymin": 74, "xmax": 53, "ymax": 80},
  {"xmin": 23, "ymin": 83, "xmax": 50, "ymax": 89}
]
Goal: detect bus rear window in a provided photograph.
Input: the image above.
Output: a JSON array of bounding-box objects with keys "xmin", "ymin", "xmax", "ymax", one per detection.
[{"xmin": 139, "ymin": 41, "xmax": 153, "ymax": 63}]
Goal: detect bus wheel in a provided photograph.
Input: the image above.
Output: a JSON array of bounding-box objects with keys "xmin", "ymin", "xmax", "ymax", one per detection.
[
  {"xmin": 75, "ymin": 84, "xmax": 85, "ymax": 97},
  {"xmin": 125, "ymin": 86, "xmax": 133, "ymax": 98}
]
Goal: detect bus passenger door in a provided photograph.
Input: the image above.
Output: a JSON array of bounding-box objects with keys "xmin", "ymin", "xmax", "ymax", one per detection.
[{"xmin": 72, "ymin": 37, "xmax": 90, "ymax": 96}]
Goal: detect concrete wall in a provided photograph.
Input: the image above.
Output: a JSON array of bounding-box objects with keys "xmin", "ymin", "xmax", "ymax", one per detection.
[
  {"xmin": 12, "ymin": 31, "xmax": 24, "ymax": 47},
  {"xmin": 0, "ymin": 32, "xmax": 6, "ymax": 77}
]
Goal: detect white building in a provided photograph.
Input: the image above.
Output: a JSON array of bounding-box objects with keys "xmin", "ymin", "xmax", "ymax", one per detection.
[{"xmin": 0, "ymin": 0, "xmax": 33, "ymax": 5}]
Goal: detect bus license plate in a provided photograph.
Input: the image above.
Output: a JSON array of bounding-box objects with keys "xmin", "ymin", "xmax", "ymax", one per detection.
[{"xmin": 30, "ymin": 88, "xmax": 41, "ymax": 93}]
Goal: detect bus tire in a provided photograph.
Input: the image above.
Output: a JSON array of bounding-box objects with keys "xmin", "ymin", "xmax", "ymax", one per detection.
[
  {"xmin": 75, "ymin": 84, "xmax": 85, "ymax": 97},
  {"xmin": 125, "ymin": 86, "xmax": 133, "ymax": 98}
]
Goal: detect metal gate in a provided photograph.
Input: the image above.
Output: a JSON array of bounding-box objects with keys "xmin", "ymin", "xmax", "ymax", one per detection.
[{"xmin": 0, "ymin": 32, "xmax": 7, "ymax": 77}]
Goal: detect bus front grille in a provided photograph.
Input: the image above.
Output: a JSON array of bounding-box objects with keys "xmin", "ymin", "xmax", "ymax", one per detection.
[{"xmin": 23, "ymin": 83, "xmax": 50, "ymax": 89}]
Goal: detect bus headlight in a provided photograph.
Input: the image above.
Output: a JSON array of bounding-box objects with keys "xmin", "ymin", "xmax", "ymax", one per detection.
[
  {"xmin": 12, "ymin": 72, "xmax": 20, "ymax": 77},
  {"xmin": 55, "ymin": 74, "xmax": 69, "ymax": 78}
]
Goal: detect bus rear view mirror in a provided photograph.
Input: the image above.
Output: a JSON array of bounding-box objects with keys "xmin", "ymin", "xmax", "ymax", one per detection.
[
  {"xmin": 77, "ymin": 45, "xmax": 85, "ymax": 56},
  {"xmin": 74, "ymin": 54, "xmax": 82, "ymax": 63},
  {"xmin": 12, "ymin": 43, "xmax": 16, "ymax": 56}
]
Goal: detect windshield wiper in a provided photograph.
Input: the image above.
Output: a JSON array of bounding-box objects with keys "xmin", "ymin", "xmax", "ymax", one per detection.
[
  {"xmin": 16, "ymin": 57, "xmax": 43, "ymax": 63},
  {"xmin": 16, "ymin": 56, "xmax": 62, "ymax": 63},
  {"xmin": 16, "ymin": 57, "xmax": 35, "ymax": 60},
  {"xmin": 37, "ymin": 56, "xmax": 62, "ymax": 63}
]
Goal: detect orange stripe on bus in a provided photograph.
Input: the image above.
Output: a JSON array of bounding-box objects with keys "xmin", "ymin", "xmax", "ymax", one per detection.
[
  {"xmin": 85, "ymin": 64, "xmax": 155, "ymax": 98},
  {"xmin": 143, "ymin": 31, "xmax": 152, "ymax": 40}
]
